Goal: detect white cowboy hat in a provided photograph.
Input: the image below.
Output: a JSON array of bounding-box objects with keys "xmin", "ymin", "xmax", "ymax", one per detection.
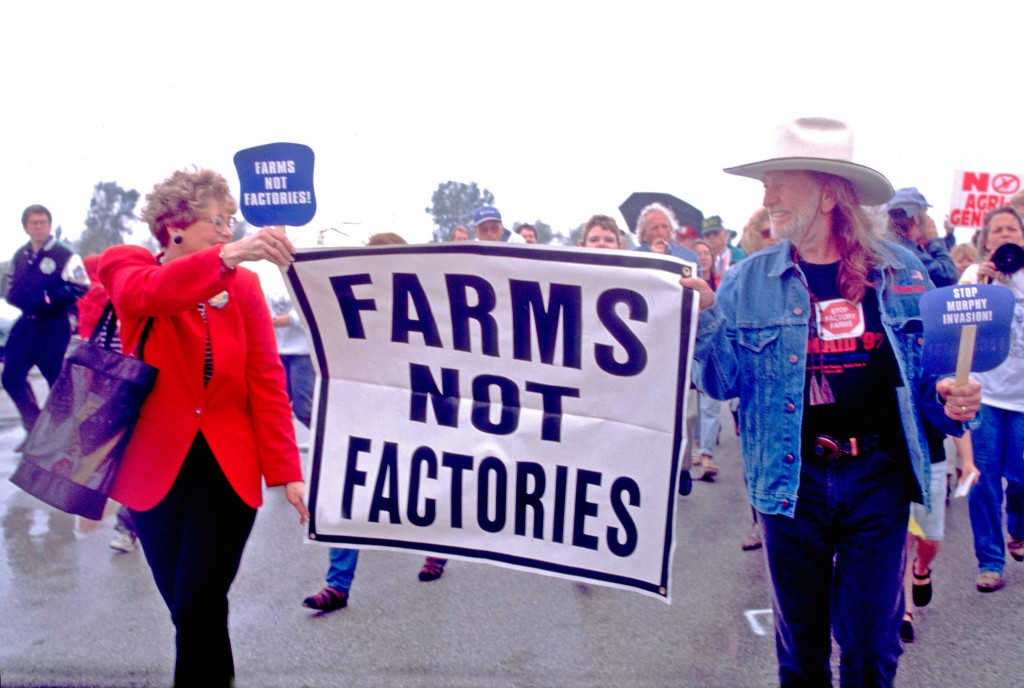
[{"xmin": 723, "ymin": 117, "xmax": 894, "ymax": 206}]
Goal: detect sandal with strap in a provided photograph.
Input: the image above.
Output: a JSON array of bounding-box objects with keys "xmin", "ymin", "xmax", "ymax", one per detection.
[
  {"xmin": 419, "ymin": 556, "xmax": 448, "ymax": 582},
  {"xmin": 303, "ymin": 586, "xmax": 348, "ymax": 612},
  {"xmin": 911, "ymin": 562, "xmax": 933, "ymax": 608}
]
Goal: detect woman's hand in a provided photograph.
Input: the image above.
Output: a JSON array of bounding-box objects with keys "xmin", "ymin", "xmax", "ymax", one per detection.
[
  {"xmin": 679, "ymin": 275, "xmax": 715, "ymax": 310},
  {"xmin": 284, "ymin": 481, "xmax": 310, "ymax": 524},
  {"xmin": 937, "ymin": 378, "xmax": 982, "ymax": 421},
  {"xmin": 974, "ymin": 259, "xmax": 1000, "ymax": 284},
  {"xmin": 221, "ymin": 226, "xmax": 295, "ymax": 268}
]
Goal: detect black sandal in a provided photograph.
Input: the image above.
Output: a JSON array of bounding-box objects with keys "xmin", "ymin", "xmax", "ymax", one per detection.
[{"xmin": 912, "ymin": 563, "xmax": 933, "ymax": 608}]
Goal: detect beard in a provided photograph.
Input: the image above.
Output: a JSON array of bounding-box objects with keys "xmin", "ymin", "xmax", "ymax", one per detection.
[{"xmin": 768, "ymin": 193, "xmax": 823, "ymax": 250}]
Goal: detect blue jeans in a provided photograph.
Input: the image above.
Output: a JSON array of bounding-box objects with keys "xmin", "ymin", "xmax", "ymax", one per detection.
[
  {"xmin": 280, "ymin": 354, "xmax": 315, "ymax": 429},
  {"xmin": 697, "ymin": 392, "xmax": 722, "ymax": 458},
  {"xmin": 326, "ymin": 547, "xmax": 359, "ymax": 592},
  {"xmin": 968, "ymin": 403, "xmax": 1024, "ymax": 574},
  {"xmin": 760, "ymin": 446, "xmax": 914, "ymax": 688}
]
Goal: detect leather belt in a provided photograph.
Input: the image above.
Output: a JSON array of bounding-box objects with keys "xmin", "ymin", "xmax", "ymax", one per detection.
[{"xmin": 806, "ymin": 434, "xmax": 884, "ymax": 461}]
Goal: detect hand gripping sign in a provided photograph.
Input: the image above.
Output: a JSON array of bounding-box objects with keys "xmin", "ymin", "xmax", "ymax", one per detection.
[
  {"xmin": 920, "ymin": 283, "xmax": 1015, "ymax": 378},
  {"xmin": 233, "ymin": 142, "xmax": 316, "ymax": 227},
  {"xmin": 286, "ymin": 243, "xmax": 699, "ymax": 601}
]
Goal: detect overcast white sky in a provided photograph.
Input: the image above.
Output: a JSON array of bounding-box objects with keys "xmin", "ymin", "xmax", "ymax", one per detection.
[{"xmin": 1, "ymin": 0, "xmax": 1019, "ymax": 256}]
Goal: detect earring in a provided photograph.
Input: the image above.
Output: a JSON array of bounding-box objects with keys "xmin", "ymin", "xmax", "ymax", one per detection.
[{"xmin": 172, "ymin": 235, "xmax": 184, "ymax": 245}]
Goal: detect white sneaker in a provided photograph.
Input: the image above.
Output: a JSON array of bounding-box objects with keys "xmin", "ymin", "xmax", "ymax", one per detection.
[{"xmin": 109, "ymin": 531, "xmax": 137, "ymax": 553}]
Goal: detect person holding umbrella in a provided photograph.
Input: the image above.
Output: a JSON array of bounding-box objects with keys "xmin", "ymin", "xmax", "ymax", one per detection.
[{"xmin": 632, "ymin": 202, "xmax": 699, "ymax": 264}]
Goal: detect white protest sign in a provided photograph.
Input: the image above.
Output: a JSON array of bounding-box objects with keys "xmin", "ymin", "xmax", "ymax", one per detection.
[
  {"xmin": 949, "ymin": 170, "xmax": 1023, "ymax": 227},
  {"xmin": 286, "ymin": 243, "xmax": 697, "ymax": 601}
]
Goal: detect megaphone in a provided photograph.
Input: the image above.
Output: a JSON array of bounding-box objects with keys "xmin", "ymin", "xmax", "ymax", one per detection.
[{"xmin": 990, "ymin": 242, "xmax": 1024, "ymax": 278}]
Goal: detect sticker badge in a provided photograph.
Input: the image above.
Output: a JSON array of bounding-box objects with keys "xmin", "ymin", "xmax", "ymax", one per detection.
[
  {"xmin": 208, "ymin": 291, "xmax": 230, "ymax": 309},
  {"xmin": 815, "ymin": 298, "xmax": 864, "ymax": 341},
  {"xmin": 39, "ymin": 257, "xmax": 57, "ymax": 275}
]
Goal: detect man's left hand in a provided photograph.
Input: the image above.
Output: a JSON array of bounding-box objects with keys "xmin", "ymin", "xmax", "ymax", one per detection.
[{"xmin": 937, "ymin": 378, "xmax": 982, "ymax": 421}]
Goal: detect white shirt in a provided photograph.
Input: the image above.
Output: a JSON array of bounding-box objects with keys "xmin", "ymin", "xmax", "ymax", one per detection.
[{"xmin": 961, "ymin": 263, "xmax": 1024, "ymax": 412}]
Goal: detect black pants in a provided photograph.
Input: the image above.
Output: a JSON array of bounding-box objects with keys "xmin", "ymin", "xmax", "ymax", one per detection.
[
  {"xmin": 1, "ymin": 315, "xmax": 70, "ymax": 430},
  {"xmin": 131, "ymin": 433, "xmax": 257, "ymax": 687}
]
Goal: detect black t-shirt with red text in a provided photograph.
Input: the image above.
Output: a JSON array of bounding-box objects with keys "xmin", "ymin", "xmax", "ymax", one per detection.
[{"xmin": 799, "ymin": 260, "xmax": 903, "ymax": 443}]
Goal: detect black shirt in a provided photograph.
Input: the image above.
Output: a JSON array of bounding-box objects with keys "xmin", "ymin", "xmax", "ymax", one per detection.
[{"xmin": 799, "ymin": 260, "xmax": 903, "ymax": 443}]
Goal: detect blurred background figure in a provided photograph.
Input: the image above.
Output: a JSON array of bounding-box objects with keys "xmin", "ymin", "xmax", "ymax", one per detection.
[
  {"xmin": 633, "ymin": 203, "xmax": 699, "ymax": 263},
  {"xmin": 886, "ymin": 187, "xmax": 957, "ymax": 288},
  {"xmin": 472, "ymin": 206, "xmax": 524, "ymax": 243},
  {"xmin": 950, "ymin": 243, "xmax": 977, "ymax": 276},
  {"xmin": 77, "ymin": 253, "xmax": 140, "ymax": 554},
  {"xmin": 450, "ymin": 225, "xmax": 472, "ymax": 242},
  {"xmin": 690, "ymin": 239, "xmax": 722, "ymax": 484},
  {"xmin": 675, "ymin": 225, "xmax": 700, "ymax": 252},
  {"xmin": 739, "ymin": 207, "xmax": 778, "ymax": 256},
  {"xmin": 579, "ymin": 214, "xmax": 624, "ymax": 250},
  {"xmin": 700, "ymin": 215, "xmax": 745, "ymax": 275},
  {"xmin": 3, "ymin": 204, "xmax": 89, "ymax": 445},
  {"xmin": 516, "ymin": 223, "xmax": 538, "ymax": 244},
  {"xmin": 958, "ymin": 205, "xmax": 1024, "ymax": 594}
]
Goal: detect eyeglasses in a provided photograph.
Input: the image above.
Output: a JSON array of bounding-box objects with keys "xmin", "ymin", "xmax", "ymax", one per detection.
[{"xmin": 208, "ymin": 216, "xmax": 238, "ymax": 231}]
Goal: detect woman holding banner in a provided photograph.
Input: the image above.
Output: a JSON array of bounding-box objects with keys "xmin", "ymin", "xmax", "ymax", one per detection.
[
  {"xmin": 99, "ymin": 168, "xmax": 309, "ymax": 687},
  {"xmin": 958, "ymin": 205, "xmax": 1024, "ymax": 593}
]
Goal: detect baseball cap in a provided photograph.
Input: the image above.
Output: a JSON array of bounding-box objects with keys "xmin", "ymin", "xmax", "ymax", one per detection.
[
  {"xmin": 472, "ymin": 206, "xmax": 502, "ymax": 227},
  {"xmin": 887, "ymin": 187, "xmax": 931, "ymax": 216},
  {"xmin": 701, "ymin": 215, "xmax": 726, "ymax": 236}
]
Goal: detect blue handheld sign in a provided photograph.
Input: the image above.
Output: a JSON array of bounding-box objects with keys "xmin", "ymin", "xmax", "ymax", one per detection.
[
  {"xmin": 233, "ymin": 142, "xmax": 316, "ymax": 227},
  {"xmin": 920, "ymin": 283, "xmax": 1014, "ymax": 375}
]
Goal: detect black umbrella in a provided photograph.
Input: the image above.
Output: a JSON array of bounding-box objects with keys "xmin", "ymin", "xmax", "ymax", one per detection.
[{"xmin": 619, "ymin": 192, "xmax": 704, "ymax": 236}]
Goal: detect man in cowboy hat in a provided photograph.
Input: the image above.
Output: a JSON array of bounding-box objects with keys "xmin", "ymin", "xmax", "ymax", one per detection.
[{"xmin": 680, "ymin": 117, "xmax": 982, "ymax": 686}]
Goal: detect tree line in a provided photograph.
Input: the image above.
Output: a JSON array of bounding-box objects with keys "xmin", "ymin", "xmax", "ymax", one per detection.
[{"xmin": 32, "ymin": 177, "xmax": 585, "ymax": 262}]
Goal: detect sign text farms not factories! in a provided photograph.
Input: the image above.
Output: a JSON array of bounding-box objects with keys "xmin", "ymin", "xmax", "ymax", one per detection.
[{"xmin": 330, "ymin": 271, "xmax": 651, "ymax": 558}]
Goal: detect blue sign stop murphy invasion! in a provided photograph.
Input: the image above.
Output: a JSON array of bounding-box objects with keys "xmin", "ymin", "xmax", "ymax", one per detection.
[
  {"xmin": 920, "ymin": 283, "xmax": 1015, "ymax": 375},
  {"xmin": 234, "ymin": 142, "xmax": 317, "ymax": 227}
]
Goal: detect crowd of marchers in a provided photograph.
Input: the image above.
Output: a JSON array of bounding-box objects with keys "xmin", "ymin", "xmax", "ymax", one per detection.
[{"xmin": 5, "ymin": 116, "xmax": 1022, "ymax": 688}]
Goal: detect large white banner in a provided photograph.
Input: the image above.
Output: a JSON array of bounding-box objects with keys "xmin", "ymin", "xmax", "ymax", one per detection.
[{"xmin": 287, "ymin": 243, "xmax": 697, "ymax": 600}]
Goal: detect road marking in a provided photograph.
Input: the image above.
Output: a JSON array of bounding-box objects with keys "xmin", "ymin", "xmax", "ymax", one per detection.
[{"xmin": 744, "ymin": 608, "xmax": 774, "ymax": 636}]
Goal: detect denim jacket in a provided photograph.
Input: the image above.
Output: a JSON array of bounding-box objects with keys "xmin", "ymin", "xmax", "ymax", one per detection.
[{"xmin": 692, "ymin": 239, "xmax": 962, "ymax": 517}]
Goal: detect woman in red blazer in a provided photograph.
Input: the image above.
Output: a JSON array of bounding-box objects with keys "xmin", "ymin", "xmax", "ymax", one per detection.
[{"xmin": 99, "ymin": 168, "xmax": 308, "ymax": 687}]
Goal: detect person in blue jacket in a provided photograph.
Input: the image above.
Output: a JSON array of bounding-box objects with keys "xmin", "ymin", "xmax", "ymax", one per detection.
[
  {"xmin": 680, "ymin": 118, "xmax": 981, "ymax": 687},
  {"xmin": 3, "ymin": 204, "xmax": 89, "ymax": 439},
  {"xmin": 886, "ymin": 187, "xmax": 958, "ymax": 288}
]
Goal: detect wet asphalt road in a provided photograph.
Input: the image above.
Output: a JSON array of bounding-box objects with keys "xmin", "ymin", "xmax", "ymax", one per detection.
[{"xmin": 1, "ymin": 373, "xmax": 1022, "ymax": 687}]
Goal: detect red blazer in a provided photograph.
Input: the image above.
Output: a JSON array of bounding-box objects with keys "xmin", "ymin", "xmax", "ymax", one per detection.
[{"xmin": 99, "ymin": 244, "xmax": 302, "ymax": 511}]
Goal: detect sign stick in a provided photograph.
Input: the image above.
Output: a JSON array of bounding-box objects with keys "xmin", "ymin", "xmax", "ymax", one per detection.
[{"xmin": 954, "ymin": 324, "xmax": 977, "ymax": 384}]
